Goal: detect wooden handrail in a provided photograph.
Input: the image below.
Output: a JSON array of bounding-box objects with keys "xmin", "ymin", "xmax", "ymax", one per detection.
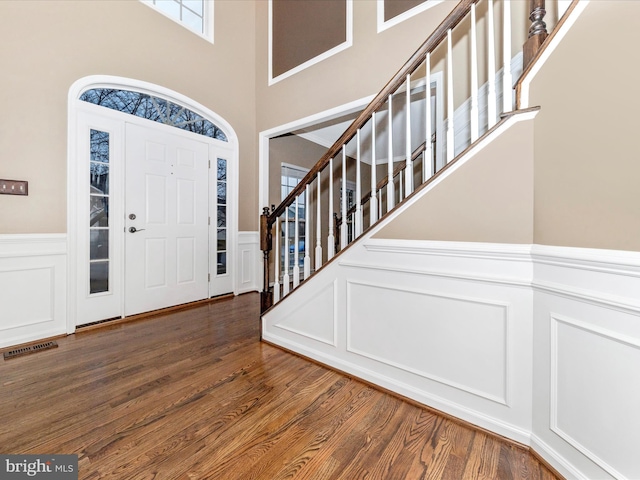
[{"xmin": 268, "ymin": 0, "xmax": 476, "ymax": 226}]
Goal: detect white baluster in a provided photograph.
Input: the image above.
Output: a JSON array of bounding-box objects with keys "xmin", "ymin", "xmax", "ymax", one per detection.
[
  {"xmin": 503, "ymin": 0, "xmax": 513, "ymax": 113},
  {"xmin": 328, "ymin": 157, "xmax": 335, "ymax": 259},
  {"xmin": 315, "ymin": 171, "xmax": 322, "ymax": 270},
  {"xmin": 470, "ymin": 4, "xmax": 479, "ymax": 143},
  {"xmin": 446, "ymin": 28, "xmax": 455, "ymax": 163},
  {"xmin": 387, "ymin": 94, "xmax": 395, "ymax": 211},
  {"xmin": 283, "ymin": 207, "xmax": 290, "ymax": 296},
  {"xmin": 341, "ymin": 148, "xmax": 347, "ymax": 249},
  {"xmin": 370, "ymin": 112, "xmax": 378, "ymax": 224},
  {"xmin": 273, "ymin": 217, "xmax": 280, "ymax": 303},
  {"xmin": 487, "ymin": 0, "xmax": 497, "ymax": 129},
  {"xmin": 355, "ymin": 129, "xmax": 362, "ymax": 237},
  {"xmin": 405, "ymin": 74, "xmax": 413, "ymax": 196},
  {"xmin": 293, "ymin": 195, "xmax": 300, "ymax": 288},
  {"xmin": 304, "ymin": 184, "xmax": 310, "ymax": 280},
  {"xmin": 425, "ymin": 52, "xmax": 433, "ymax": 179}
]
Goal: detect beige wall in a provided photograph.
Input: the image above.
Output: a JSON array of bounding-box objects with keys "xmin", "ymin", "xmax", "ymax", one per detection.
[
  {"xmin": 0, "ymin": 0, "xmax": 256, "ymax": 233},
  {"xmin": 375, "ymin": 117, "xmax": 534, "ymax": 243},
  {"xmin": 529, "ymin": 0, "xmax": 640, "ymax": 251},
  {"xmin": 373, "ymin": 1, "xmax": 640, "ymax": 253},
  {"xmin": 255, "ymin": 0, "xmax": 455, "ymax": 135}
]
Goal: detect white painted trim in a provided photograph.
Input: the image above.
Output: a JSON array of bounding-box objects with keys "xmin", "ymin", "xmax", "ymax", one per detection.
[
  {"xmin": 264, "ymin": 235, "xmax": 640, "ymax": 479},
  {"xmin": 236, "ymin": 231, "xmax": 261, "ymax": 295},
  {"xmin": 0, "ymin": 234, "xmax": 68, "ymax": 348},
  {"xmin": 531, "ymin": 243, "xmax": 640, "ymax": 278},
  {"xmin": 345, "ymin": 278, "xmax": 511, "ymax": 405},
  {"xmin": 68, "ymin": 75, "xmax": 240, "ymax": 331},
  {"xmin": 138, "ymin": 0, "xmax": 214, "ymax": 44},
  {"xmin": 518, "ymin": 1, "xmax": 590, "ymax": 108},
  {"xmin": 363, "ymin": 237, "xmax": 533, "ymax": 262},
  {"xmin": 377, "ymin": 0, "xmax": 446, "ymax": 33},
  {"xmin": 550, "ymin": 313, "xmax": 634, "ymax": 480},
  {"xmin": 0, "ymin": 234, "xmax": 66, "ymax": 257},
  {"xmin": 530, "ymin": 434, "xmax": 588, "ymax": 480},
  {"xmin": 261, "ymin": 330, "xmax": 532, "ymax": 444},
  {"xmin": 268, "ymin": 0, "xmax": 353, "ymax": 86}
]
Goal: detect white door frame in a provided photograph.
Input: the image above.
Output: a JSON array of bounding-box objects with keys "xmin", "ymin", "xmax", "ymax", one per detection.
[{"xmin": 67, "ymin": 75, "xmax": 239, "ymax": 334}]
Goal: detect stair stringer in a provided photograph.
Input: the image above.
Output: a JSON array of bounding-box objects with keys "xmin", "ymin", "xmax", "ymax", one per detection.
[{"xmin": 262, "ymin": 110, "xmax": 539, "ymax": 445}]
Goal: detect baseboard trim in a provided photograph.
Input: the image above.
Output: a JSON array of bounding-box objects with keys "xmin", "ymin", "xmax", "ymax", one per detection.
[
  {"xmin": 76, "ymin": 294, "xmax": 234, "ymax": 333},
  {"xmin": 262, "ymin": 338, "xmax": 565, "ymax": 477}
]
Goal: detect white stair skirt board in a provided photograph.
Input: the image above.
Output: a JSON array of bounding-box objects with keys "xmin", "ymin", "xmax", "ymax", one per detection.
[
  {"xmin": 262, "ymin": 111, "xmax": 640, "ymax": 480},
  {"xmin": 0, "ymin": 234, "xmax": 68, "ymax": 348}
]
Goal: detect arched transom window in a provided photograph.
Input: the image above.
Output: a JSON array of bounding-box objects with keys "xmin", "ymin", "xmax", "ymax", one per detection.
[{"xmin": 80, "ymin": 88, "xmax": 228, "ymax": 141}]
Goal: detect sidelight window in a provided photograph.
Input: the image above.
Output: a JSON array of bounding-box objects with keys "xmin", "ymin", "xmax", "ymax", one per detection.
[{"xmin": 89, "ymin": 129, "xmax": 111, "ymax": 294}]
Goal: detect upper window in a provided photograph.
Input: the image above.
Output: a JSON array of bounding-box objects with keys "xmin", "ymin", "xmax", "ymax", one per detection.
[
  {"xmin": 80, "ymin": 88, "xmax": 227, "ymax": 142},
  {"xmin": 141, "ymin": 0, "xmax": 213, "ymax": 42}
]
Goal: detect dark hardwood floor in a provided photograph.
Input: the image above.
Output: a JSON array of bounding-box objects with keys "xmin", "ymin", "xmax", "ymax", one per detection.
[{"xmin": 0, "ymin": 293, "xmax": 559, "ymax": 479}]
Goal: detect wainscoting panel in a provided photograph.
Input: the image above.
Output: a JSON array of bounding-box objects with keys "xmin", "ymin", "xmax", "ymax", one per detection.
[
  {"xmin": 236, "ymin": 232, "xmax": 260, "ymax": 294},
  {"xmin": 346, "ymin": 280, "xmax": 509, "ymax": 405},
  {"xmin": 532, "ymin": 245, "xmax": 640, "ymax": 480},
  {"xmin": 263, "ymin": 238, "xmax": 534, "ymax": 444},
  {"xmin": 273, "ymin": 279, "xmax": 337, "ymax": 347},
  {"xmin": 551, "ymin": 314, "xmax": 640, "ymax": 480},
  {"xmin": 0, "ymin": 234, "xmax": 67, "ymax": 349},
  {"xmin": 264, "ymin": 239, "xmax": 640, "ymax": 479}
]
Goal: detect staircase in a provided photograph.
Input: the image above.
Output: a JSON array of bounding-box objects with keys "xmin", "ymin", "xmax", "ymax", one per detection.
[{"xmin": 260, "ymin": 0, "xmax": 577, "ymax": 312}]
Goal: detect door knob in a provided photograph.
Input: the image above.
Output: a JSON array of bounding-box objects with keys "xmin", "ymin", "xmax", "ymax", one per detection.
[{"xmin": 129, "ymin": 226, "xmax": 145, "ymax": 233}]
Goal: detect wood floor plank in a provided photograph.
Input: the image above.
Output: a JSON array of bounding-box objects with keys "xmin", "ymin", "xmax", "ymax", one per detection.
[{"xmin": 0, "ymin": 293, "xmax": 561, "ymax": 479}]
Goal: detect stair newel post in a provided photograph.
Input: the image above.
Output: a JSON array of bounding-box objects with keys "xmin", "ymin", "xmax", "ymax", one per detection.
[
  {"xmin": 260, "ymin": 207, "xmax": 273, "ymax": 314},
  {"xmin": 523, "ymin": 0, "xmax": 548, "ymax": 68},
  {"xmin": 327, "ymin": 157, "xmax": 335, "ymax": 260}
]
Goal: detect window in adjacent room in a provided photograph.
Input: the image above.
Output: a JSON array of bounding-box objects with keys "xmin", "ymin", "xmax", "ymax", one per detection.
[{"xmin": 281, "ymin": 164, "xmax": 308, "ymax": 275}]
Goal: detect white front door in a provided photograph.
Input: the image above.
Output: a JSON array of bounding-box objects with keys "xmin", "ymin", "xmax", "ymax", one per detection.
[
  {"xmin": 74, "ymin": 99, "xmax": 238, "ymax": 327},
  {"xmin": 124, "ymin": 122, "xmax": 209, "ymax": 316}
]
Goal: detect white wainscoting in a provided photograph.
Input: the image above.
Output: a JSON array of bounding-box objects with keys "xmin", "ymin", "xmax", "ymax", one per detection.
[
  {"xmin": 0, "ymin": 234, "xmax": 67, "ymax": 349},
  {"xmin": 532, "ymin": 245, "xmax": 640, "ymax": 480},
  {"xmin": 263, "ymin": 238, "xmax": 535, "ymax": 444},
  {"xmin": 236, "ymin": 231, "xmax": 261, "ymax": 295},
  {"xmin": 263, "ymin": 240, "xmax": 640, "ymax": 480}
]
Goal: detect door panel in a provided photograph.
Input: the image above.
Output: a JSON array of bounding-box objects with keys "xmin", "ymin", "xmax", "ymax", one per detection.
[{"xmin": 125, "ymin": 123, "xmax": 209, "ymax": 316}]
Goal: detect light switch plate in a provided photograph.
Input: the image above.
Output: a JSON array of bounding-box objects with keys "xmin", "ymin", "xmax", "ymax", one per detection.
[{"xmin": 0, "ymin": 179, "xmax": 28, "ymax": 196}]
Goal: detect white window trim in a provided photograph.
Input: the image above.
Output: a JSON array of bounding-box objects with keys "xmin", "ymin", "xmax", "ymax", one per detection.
[
  {"xmin": 268, "ymin": 0, "xmax": 353, "ymax": 86},
  {"xmin": 140, "ymin": 0, "xmax": 214, "ymax": 43},
  {"xmin": 377, "ymin": 0, "xmax": 445, "ymax": 33}
]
